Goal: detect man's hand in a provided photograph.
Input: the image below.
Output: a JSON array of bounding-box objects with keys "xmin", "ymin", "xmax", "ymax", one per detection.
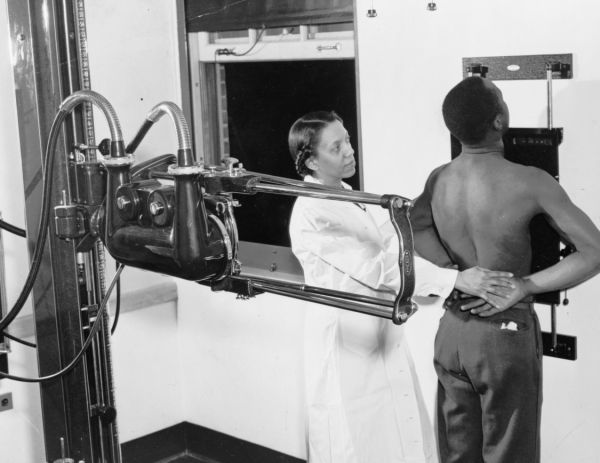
[
  {"xmin": 454, "ymin": 267, "xmax": 515, "ymax": 308},
  {"xmin": 466, "ymin": 277, "xmax": 530, "ymax": 317}
]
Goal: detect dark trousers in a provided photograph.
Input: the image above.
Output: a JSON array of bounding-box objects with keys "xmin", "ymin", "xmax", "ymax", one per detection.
[{"xmin": 434, "ymin": 293, "xmax": 543, "ymax": 463}]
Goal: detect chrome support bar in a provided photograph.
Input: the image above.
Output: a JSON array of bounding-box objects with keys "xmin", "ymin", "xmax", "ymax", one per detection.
[
  {"xmin": 237, "ymin": 276, "xmax": 396, "ymax": 320},
  {"xmin": 253, "ymin": 183, "xmax": 387, "ymax": 206},
  {"xmin": 202, "ymin": 169, "xmax": 417, "ymax": 323},
  {"xmin": 248, "ymin": 172, "xmax": 412, "ymax": 207}
]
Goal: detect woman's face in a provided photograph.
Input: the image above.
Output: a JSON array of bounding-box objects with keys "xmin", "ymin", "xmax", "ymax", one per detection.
[{"xmin": 309, "ymin": 120, "xmax": 355, "ymax": 186}]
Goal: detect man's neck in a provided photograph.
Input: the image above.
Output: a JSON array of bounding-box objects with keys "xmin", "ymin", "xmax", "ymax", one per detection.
[{"xmin": 461, "ymin": 139, "xmax": 504, "ymax": 156}]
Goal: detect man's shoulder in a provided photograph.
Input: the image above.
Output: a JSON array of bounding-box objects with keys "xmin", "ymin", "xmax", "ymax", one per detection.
[
  {"xmin": 503, "ymin": 160, "xmax": 557, "ymax": 186},
  {"xmin": 431, "ymin": 162, "xmax": 452, "ymax": 175},
  {"xmin": 426, "ymin": 162, "xmax": 452, "ymax": 185}
]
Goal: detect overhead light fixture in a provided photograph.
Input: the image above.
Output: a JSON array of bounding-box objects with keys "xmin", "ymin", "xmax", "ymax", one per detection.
[{"xmin": 427, "ymin": 2, "xmax": 437, "ymax": 11}]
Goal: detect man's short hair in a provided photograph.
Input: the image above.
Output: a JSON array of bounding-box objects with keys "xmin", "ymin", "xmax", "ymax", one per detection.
[{"xmin": 442, "ymin": 76, "xmax": 503, "ymax": 145}]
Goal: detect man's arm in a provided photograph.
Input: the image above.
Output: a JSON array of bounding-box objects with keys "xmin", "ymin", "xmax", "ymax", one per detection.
[
  {"xmin": 525, "ymin": 172, "xmax": 600, "ymax": 291},
  {"xmin": 412, "ymin": 168, "xmax": 454, "ymax": 267},
  {"xmin": 471, "ymin": 170, "xmax": 600, "ymax": 316}
]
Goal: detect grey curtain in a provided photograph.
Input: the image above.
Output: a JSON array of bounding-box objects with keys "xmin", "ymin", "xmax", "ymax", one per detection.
[{"xmin": 185, "ymin": 0, "xmax": 354, "ymax": 32}]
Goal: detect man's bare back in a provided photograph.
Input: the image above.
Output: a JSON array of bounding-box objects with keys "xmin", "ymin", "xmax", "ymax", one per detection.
[
  {"xmin": 428, "ymin": 152, "xmax": 547, "ymax": 276},
  {"xmin": 413, "ymin": 76, "xmax": 600, "ymax": 312}
]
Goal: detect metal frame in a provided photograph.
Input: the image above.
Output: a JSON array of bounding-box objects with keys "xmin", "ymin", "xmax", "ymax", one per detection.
[{"xmin": 6, "ymin": 0, "xmax": 120, "ymax": 461}]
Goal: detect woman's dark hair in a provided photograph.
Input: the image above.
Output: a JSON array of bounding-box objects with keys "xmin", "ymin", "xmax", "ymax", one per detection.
[
  {"xmin": 442, "ymin": 76, "xmax": 503, "ymax": 145},
  {"xmin": 288, "ymin": 111, "xmax": 343, "ymax": 178}
]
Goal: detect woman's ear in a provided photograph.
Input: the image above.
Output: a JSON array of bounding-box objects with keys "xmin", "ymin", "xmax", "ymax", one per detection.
[{"xmin": 306, "ymin": 156, "xmax": 317, "ymax": 171}]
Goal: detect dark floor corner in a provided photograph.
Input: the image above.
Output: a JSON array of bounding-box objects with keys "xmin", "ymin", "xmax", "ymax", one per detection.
[
  {"xmin": 121, "ymin": 422, "xmax": 306, "ymax": 463},
  {"xmin": 158, "ymin": 453, "xmax": 208, "ymax": 463},
  {"xmin": 160, "ymin": 452, "xmax": 213, "ymax": 463}
]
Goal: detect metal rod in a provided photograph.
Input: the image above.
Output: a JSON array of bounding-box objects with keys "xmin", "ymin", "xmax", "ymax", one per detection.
[
  {"xmin": 242, "ymin": 275, "xmax": 395, "ymax": 307},
  {"xmin": 247, "ymin": 171, "xmax": 411, "ymax": 205},
  {"xmin": 546, "ymin": 65, "xmax": 554, "ymax": 130},
  {"xmin": 253, "ymin": 283, "xmax": 393, "ymax": 319},
  {"xmin": 90, "ymin": 334, "xmax": 107, "ymax": 462},
  {"xmin": 235, "ymin": 276, "xmax": 396, "ymax": 319},
  {"xmin": 551, "ymin": 303, "xmax": 558, "ymax": 348},
  {"xmin": 252, "ymin": 182, "xmax": 387, "ymax": 205}
]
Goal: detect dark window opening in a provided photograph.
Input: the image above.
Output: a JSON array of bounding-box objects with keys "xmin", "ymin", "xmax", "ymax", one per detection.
[{"xmin": 223, "ymin": 59, "xmax": 359, "ymax": 247}]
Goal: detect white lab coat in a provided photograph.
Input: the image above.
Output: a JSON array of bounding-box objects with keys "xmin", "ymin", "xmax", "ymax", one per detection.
[{"xmin": 289, "ymin": 176, "xmax": 457, "ymax": 463}]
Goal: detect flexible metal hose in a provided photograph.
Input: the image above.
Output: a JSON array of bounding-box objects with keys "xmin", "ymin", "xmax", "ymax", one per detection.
[
  {"xmin": 59, "ymin": 90, "xmax": 123, "ymax": 142},
  {"xmin": 0, "ymin": 90, "xmax": 124, "ymax": 332},
  {"xmin": 145, "ymin": 101, "xmax": 192, "ymax": 151}
]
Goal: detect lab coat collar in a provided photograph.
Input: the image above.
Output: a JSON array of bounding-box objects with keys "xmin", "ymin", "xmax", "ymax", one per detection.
[{"xmin": 303, "ymin": 175, "xmax": 353, "ymax": 191}]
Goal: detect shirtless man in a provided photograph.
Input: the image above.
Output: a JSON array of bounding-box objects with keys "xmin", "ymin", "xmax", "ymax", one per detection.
[{"xmin": 411, "ymin": 76, "xmax": 600, "ymax": 463}]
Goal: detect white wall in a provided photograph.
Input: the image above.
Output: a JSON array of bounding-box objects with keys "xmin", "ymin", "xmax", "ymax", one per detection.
[
  {"xmin": 85, "ymin": 0, "xmax": 184, "ymax": 163},
  {"xmin": 356, "ymin": 1, "xmax": 600, "ymax": 461},
  {"xmin": 177, "ymin": 281, "xmax": 307, "ymax": 457}
]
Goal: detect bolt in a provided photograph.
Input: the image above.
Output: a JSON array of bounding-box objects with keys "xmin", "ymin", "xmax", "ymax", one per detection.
[
  {"xmin": 149, "ymin": 201, "xmax": 165, "ymax": 216},
  {"xmin": 116, "ymin": 196, "xmax": 130, "ymax": 210}
]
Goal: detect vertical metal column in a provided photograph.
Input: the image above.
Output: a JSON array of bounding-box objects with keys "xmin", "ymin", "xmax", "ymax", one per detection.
[
  {"xmin": 6, "ymin": 0, "xmax": 120, "ymax": 461},
  {"xmin": 73, "ymin": 0, "xmax": 121, "ymax": 460},
  {"xmin": 0, "ymin": 213, "xmax": 10, "ymax": 375}
]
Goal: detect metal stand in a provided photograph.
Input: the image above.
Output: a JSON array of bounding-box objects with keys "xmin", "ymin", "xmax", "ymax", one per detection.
[{"xmin": 6, "ymin": 0, "xmax": 121, "ymax": 460}]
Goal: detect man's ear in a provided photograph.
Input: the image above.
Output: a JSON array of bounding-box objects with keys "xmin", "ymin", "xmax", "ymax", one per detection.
[
  {"xmin": 306, "ymin": 156, "xmax": 317, "ymax": 171},
  {"xmin": 492, "ymin": 113, "xmax": 508, "ymax": 132}
]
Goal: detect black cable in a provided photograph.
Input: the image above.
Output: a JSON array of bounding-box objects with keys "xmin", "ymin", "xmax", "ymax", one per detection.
[
  {"xmin": 0, "ymin": 264, "xmax": 124, "ymax": 383},
  {"xmin": 125, "ymin": 119, "xmax": 154, "ymax": 154},
  {"xmin": 0, "ymin": 109, "xmax": 68, "ymax": 333},
  {"xmin": 110, "ymin": 261, "xmax": 121, "ymax": 335},
  {"xmin": 231, "ymin": 26, "xmax": 266, "ymax": 57},
  {"xmin": 0, "ymin": 218, "xmax": 26, "ymax": 237},
  {"xmin": 1, "ymin": 331, "xmax": 36, "ymax": 348}
]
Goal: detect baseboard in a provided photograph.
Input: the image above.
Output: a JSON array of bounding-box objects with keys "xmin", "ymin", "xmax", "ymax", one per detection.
[{"xmin": 121, "ymin": 422, "xmax": 306, "ymax": 463}]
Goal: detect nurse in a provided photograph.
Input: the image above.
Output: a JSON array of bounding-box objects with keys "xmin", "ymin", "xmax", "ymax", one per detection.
[{"xmin": 287, "ymin": 111, "xmax": 514, "ymax": 463}]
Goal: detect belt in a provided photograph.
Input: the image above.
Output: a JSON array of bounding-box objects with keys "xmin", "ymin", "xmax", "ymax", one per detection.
[{"xmin": 445, "ymin": 289, "xmax": 533, "ymax": 311}]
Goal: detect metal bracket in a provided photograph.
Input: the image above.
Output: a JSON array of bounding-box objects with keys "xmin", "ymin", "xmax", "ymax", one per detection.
[
  {"xmin": 542, "ymin": 331, "xmax": 577, "ymax": 360},
  {"xmin": 462, "ymin": 53, "xmax": 573, "ymax": 80},
  {"xmin": 542, "ymin": 303, "xmax": 577, "ymax": 360},
  {"xmin": 381, "ymin": 195, "xmax": 417, "ymax": 324}
]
